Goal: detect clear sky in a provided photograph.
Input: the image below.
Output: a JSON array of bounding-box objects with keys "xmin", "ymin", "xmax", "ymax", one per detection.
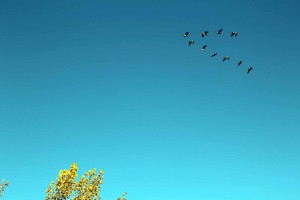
[{"xmin": 1, "ymin": 0, "xmax": 300, "ymax": 199}]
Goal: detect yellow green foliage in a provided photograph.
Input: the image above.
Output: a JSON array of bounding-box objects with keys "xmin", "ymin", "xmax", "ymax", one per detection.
[
  {"xmin": 1, "ymin": 163, "xmax": 126, "ymax": 200},
  {"xmin": 117, "ymin": 192, "xmax": 127, "ymax": 200},
  {"xmin": 0, "ymin": 179, "xmax": 9, "ymax": 198},
  {"xmin": 45, "ymin": 162, "xmax": 105, "ymax": 200}
]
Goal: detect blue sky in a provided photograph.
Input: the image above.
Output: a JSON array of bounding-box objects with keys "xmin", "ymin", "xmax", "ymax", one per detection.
[{"xmin": 1, "ymin": 0, "xmax": 300, "ymax": 199}]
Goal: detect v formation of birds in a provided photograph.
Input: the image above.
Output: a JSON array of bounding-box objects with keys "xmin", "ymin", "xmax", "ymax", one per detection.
[{"xmin": 183, "ymin": 29, "xmax": 254, "ymax": 74}]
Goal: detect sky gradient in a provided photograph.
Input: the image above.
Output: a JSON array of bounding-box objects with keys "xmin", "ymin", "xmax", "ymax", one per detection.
[{"xmin": 1, "ymin": 0, "xmax": 300, "ymax": 199}]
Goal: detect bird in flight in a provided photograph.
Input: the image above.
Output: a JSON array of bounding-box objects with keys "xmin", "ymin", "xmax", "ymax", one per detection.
[
  {"xmin": 230, "ymin": 32, "xmax": 238, "ymax": 37},
  {"xmin": 216, "ymin": 28, "xmax": 223, "ymax": 34},
  {"xmin": 201, "ymin": 45, "xmax": 207, "ymax": 51},
  {"xmin": 180, "ymin": 28, "xmax": 254, "ymax": 77},
  {"xmin": 211, "ymin": 53, "xmax": 218, "ymax": 57},
  {"xmin": 202, "ymin": 31, "xmax": 208, "ymax": 37},
  {"xmin": 183, "ymin": 32, "xmax": 189, "ymax": 37},
  {"xmin": 189, "ymin": 40, "xmax": 195, "ymax": 46},
  {"xmin": 223, "ymin": 56, "xmax": 230, "ymax": 62},
  {"xmin": 247, "ymin": 67, "xmax": 253, "ymax": 74}
]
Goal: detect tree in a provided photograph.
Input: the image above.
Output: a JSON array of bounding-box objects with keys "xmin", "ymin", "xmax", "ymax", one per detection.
[
  {"xmin": 117, "ymin": 192, "xmax": 127, "ymax": 200},
  {"xmin": 45, "ymin": 162, "xmax": 127, "ymax": 200},
  {"xmin": 0, "ymin": 179, "xmax": 9, "ymax": 198}
]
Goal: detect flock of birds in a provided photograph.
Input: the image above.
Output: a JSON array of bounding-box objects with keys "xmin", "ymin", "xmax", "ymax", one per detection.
[{"xmin": 182, "ymin": 29, "xmax": 254, "ymax": 74}]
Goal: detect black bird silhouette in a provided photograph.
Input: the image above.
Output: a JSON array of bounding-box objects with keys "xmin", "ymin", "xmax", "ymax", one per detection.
[
  {"xmin": 201, "ymin": 45, "xmax": 207, "ymax": 51},
  {"xmin": 211, "ymin": 53, "xmax": 218, "ymax": 57},
  {"xmin": 183, "ymin": 32, "xmax": 189, "ymax": 37},
  {"xmin": 202, "ymin": 31, "xmax": 208, "ymax": 37},
  {"xmin": 223, "ymin": 56, "xmax": 230, "ymax": 62},
  {"xmin": 216, "ymin": 29, "xmax": 223, "ymax": 34},
  {"xmin": 237, "ymin": 61, "xmax": 243, "ymax": 66},
  {"xmin": 189, "ymin": 40, "xmax": 195, "ymax": 46},
  {"xmin": 230, "ymin": 32, "xmax": 238, "ymax": 37},
  {"xmin": 247, "ymin": 67, "xmax": 253, "ymax": 74}
]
